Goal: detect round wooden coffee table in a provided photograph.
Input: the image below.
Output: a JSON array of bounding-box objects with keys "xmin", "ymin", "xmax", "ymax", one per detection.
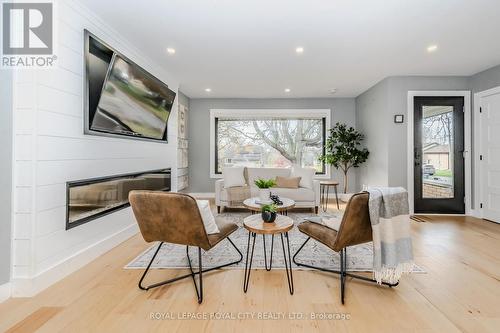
[
  {"xmin": 242, "ymin": 214, "xmax": 294, "ymax": 295},
  {"xmin": 243, "ymin": 197, "xmax": 295, "ymax": 215}
]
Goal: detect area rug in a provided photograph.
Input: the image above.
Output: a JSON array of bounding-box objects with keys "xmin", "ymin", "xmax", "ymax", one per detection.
[{"xmin": 125, "ymin": 211, "xmax": 425, "ymax": 273}]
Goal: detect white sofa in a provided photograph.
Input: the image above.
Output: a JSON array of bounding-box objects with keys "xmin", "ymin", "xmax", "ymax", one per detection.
[{"xmin": 215, "ymin": 167, "xmax": 320, "ymax": 213}]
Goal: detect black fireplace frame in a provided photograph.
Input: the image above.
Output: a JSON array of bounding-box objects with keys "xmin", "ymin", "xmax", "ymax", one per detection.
[{"xmin": 66, "ymin": 168, "xmax": 171, "ymax": 230}]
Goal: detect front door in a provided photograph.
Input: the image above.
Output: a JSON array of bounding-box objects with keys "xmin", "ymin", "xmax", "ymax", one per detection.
[
  {"xmin": 479, "ymin": 89, "xmax": 500, "ymax": 223},
  {"xmin": 414, "ymin": 96, "xmax": 465, "ymax": 214}
]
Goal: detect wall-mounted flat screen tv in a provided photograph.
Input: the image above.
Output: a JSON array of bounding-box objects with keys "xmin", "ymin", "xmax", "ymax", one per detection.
[{"xmin": 85, "ymin": 30, "xmax": 175, "ymax": 142}]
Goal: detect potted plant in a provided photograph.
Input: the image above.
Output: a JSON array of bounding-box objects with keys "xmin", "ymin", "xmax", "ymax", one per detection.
[
  {"xmin": 261, "ymin": 204, "xmax": 278, "ymax": 223},
  {"xmin": 254, "ymin": 178, "xmax": 276, "ymax": 202},
  {"xmin": 319, "ymin": 123, "xmax": 369, "ymax": 201}
]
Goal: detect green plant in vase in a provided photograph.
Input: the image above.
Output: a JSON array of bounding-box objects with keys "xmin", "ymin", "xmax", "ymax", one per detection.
[
  {"xmin": 254, "ymin": 178, "xmax": 276, "ymax": 202},
  {"xmin": 261, "ymin": 203, "xmax": 278, "ymax": 223},
  {"xmin": 319, "ymin": 122, "xmax": 369, "ymax": 194}
]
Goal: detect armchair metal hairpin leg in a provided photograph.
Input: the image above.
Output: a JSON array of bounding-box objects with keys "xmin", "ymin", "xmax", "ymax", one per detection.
[
  {"xmin": 243, "ymin": 232, "xmax": 256, "ymax": 292},
  {"xmin": 293, "ymin": 237, "xmax": 398, "ymax": 304},
  {"xmin": 138, "ymin": 237, "xmax": 243, "ymax": 304},
  {"xmin": 281, "ymin": 232, "xmax": 294, "ymax": 295}
]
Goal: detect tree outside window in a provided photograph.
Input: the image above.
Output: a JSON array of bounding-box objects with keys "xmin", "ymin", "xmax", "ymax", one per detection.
[{"xmin": 216, "ymin": 117, "xmax": 325, "ymax": 173}]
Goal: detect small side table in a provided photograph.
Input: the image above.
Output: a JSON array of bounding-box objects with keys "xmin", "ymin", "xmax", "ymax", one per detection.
[
  {"xmin": 242, "ymin": 214, "xmax": 294, "ymax": 295},
  {"xmin": 320, "ymin": 181, "xmax": 340, "ymax": 211}
]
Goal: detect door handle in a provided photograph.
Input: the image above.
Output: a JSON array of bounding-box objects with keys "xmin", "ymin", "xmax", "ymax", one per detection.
[{"xmin": 414, "ymin": 148, "xmax": 421, "ymax": 166}]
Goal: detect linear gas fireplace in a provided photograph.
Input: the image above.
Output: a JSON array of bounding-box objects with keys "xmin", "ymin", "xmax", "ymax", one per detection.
[{"xmin": 66, "ymin": 168, "xmax": 171, "ymax": 230}]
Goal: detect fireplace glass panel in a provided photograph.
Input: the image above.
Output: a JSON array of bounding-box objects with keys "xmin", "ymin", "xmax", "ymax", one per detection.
[{"xmin": 67, "ymin": 169, "xmax": 170, "ymax": 229}]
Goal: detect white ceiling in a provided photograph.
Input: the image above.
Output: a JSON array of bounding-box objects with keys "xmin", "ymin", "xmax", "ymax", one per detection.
[{"xmin": 79, "ymin": 0, "xmax": 500, "ymax": 98}]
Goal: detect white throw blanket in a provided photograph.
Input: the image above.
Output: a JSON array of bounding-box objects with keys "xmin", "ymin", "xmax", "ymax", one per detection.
[{"xmin": 367, "ymin": 187, "xmax": 414, "ymax": 284}]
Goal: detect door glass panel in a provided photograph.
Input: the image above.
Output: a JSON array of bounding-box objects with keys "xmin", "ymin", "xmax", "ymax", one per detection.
[{"xmin": 421, "ymin": 105, "xmax": 454, "ymax": 198}]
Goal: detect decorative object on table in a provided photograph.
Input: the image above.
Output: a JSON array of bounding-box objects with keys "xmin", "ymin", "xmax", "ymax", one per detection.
[
  {"xmin": 254, "ymin": 178, "xmax": 276, "ymax": 203},
  {"xmin": 270, "ymin": 194, "xmax": 283, "ymax": 206},
  {"xmin": 261, "ymin": 203, "xmax": 278, "ymax": 223},
  {"xmin": 320, "ymin": 181, "xmax": 340, "ymax": 211},
  {"xmin": 319, "ymin": 122, "xmax": 369, "ymax": 194},
  {"xmin": 243, "ymin": 197, "xmax": 295, "ymax": 216},
  {"xmin": 394, "ymin": 114, "xmax": 404, "ymax": 123}
]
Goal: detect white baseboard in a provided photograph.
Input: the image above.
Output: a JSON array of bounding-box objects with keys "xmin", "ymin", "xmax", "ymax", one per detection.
[
  {"xmin": 0, "ymin": 282, "xmax": 11, "ymax": 303},
  {"xmin": 189, "ymin": 192, "xmax": 215, "ymax": 199},
  {"xmin": 12, "ymin": 224, "xmax": 139, "ymax": 297},
  {"xmin": 468, "ymin": 209, "xmax": 480, "ymax": 218}
]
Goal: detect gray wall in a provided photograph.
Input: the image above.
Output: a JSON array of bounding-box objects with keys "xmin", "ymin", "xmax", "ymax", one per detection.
[
  {"xmin": 356, "ymin": 76, "xmax": 469, "ymax": 190},
  {"xmin": 386, "ymin": 76, "xmax": 469, "ymax": 188},
  {"xmin": 468, "ymin": 64, "xmax": 500, "ymax": 94},
  {"xmin": 0, "ymin": 70, "xmax": 13, "ymax": 285},
  {"xmin": 187, "ymin": 98, "xmax": 357, "ymax": 193},
  {"xmin": 356, "ymin": 79, "xmax": 390, "ymax": 189}
]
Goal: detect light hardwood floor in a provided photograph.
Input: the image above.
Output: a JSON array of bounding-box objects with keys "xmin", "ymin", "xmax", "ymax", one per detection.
[{"xmin": 1, "ymin": 202, "xmax": 499, "ymax": 333}]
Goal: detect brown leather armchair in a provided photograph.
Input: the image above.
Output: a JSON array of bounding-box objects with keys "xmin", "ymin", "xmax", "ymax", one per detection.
[
  {"xmin": 293, "ymin": 192, "xmax": 398, "ymax": 304},
  {"xmin": 129, "ymin": 191, "xmax": 242, "ymax": 303}
]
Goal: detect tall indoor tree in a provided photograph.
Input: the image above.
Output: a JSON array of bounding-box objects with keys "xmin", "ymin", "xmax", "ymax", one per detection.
[{"xmin": 320, "ymin": 123, "xmax": 369, "ymax": 193}]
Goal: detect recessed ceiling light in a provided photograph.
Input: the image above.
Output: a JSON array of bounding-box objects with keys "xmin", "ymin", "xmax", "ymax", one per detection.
[
  {"xmin": 166, "ymin": 47, "xmax": 176, "ymax": 55},
  {"xmin": 205, "ymin": 88, "xmax": 211, "ymax": 92},
  {"xmin": 284, "ymin": 88, "xmax": 291, "ymax": 93},
  {"xmin": 427, "ymin": 44, "xmax": 438, "ymax": 53},
  {"xmin": 329, "ymin": 88, "xmax": 337, "ymax": 94},
  {"xmin": 295, "ymin": 47, "xmax": 304, "ymax": 54}
]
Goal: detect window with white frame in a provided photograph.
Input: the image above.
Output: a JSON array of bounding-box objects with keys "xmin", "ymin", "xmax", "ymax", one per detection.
[{"xmin": 210, "ymin": 109, "xmax": 330, "ymax": 176}]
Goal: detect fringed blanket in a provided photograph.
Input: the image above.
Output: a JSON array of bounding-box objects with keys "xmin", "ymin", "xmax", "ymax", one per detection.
[{"xmin": 367, "ymin": 187, "xmax": 414, "ymax": 284}]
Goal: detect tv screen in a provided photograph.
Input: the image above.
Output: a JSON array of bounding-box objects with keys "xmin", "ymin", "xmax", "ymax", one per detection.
[{"xmin": 90, "ymin": 54, "xmax": 175, "ymax": 141}]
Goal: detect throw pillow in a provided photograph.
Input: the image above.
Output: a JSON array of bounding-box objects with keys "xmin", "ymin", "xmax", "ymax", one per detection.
[
  {"xmin": 275, "ymin": 176, "xmax": 301, "ymax": 189},
  {"xmin": 223, "ymin": 167, "xmax": 246, "ymax": 188},
  {"xmin": 291, "ymin": 166, "xmax": 315, "ymax": 189},
  {"xmin": 196, "ymin": 200, "xmax": 220, "ymax": 234},
  {"xmin": 305, "ymin": 216, "xmax": 341, "ymax": 231},
  {"xmin": 322, "ymin": 217, "xmax": 342, "ymax": 231}
]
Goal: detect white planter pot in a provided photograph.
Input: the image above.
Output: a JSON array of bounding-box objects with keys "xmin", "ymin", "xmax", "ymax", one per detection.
[{"xmin": 259, "ymin": 188, "xmax": 271, "ymax": 202}]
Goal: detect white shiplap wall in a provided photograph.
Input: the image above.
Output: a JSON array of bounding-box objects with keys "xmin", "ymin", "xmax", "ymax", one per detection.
[{"xmin": 11, "ymin": 0, "xmax": 179, "ymax": 296}]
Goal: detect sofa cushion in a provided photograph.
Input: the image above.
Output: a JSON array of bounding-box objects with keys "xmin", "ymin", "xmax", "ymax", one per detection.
[
  {"xmin": 291, "ymin": 167, "xmax": 315, "ymax": 189},
  {"xmin": 247, "ymin": 167, "xmax": 290, "ymax": 188},
  {"xmin": 223, "ymin": 167, "xmax": 246, "ymax": 188},
  {"xmin": 269, "ymin": 187, "xmax": 315, "ymax": 202},
  {"xmin": 275, "ymin": 176, "xmax": 301, "ymax": 189}
]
